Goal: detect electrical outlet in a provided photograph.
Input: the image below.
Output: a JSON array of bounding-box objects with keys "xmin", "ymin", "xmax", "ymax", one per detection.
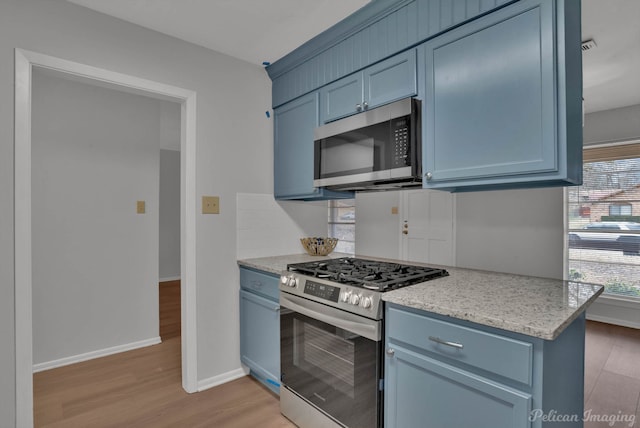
[
  {"xmin": 391, "ymin": 206, "xmax": 398, "ymax": 214},
  {"xmin": 137, "ymin": 200, "xmax": 146, "ymax": 214},
  {"xmin": 202, "ymin": 196, "xmax": 220, "ymax": 214}
]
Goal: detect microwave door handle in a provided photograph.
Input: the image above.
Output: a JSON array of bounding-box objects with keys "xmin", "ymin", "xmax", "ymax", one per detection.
[{"xmin": 280, "ymin": 293, "xmax": 380, "ymax": 341}]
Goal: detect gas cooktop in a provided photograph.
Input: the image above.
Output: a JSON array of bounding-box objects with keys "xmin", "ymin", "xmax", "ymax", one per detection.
[{"xmin": 286, "ymin": 257, "xmax": 448, "ymax": 292}]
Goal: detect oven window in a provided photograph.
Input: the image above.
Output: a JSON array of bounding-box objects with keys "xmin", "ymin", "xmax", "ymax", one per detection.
[
  {"xmin": 281, "ymin": 308, "xmax": 381, "ymax": 428},
  {"xmin": 294, "ymin": 319, "xmax": 355, "ymax": 397}
]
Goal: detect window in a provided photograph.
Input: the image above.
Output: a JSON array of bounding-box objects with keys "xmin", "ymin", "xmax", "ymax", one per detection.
[
  {"xmin": 609, "ymin": 204, "xmax": 632, "ymax": 216},
  {"xmin": 567, "ymin": 142, "xmax": 640, "ymax": 298},
  {"xmin": 328, "ymin": 199, "xmax": 355, "ymax": 254}
]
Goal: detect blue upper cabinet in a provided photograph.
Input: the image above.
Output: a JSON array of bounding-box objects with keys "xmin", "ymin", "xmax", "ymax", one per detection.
[
  {"xmin": 268, "ymin": 0, "xmax": 513, "ymax": 108},
  {"xmin": 269, "ymin": 0, "xmax": 582, "ymax": 196},
  {"xmin": 421, "ymin": 0, "xmax": 582, "ymax": 191},
  {"xmin": 319, "ymin": 73, "xmax": 363, "ymax": 124},
  {"xmin": 320, "ymin": 50, "xmax": 418, "ymax": 123},
  {"xmin": 274, "ymin": 92, "xmax": 353, "ymax": 200}
]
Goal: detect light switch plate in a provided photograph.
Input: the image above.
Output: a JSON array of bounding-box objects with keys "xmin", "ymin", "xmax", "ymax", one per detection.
[
  {"xmin": 202, "ymin": 196, "xmax": 220, "ymax": 214},
  {"xmin": 137, "ymin": 200, "xmax": 146, "ymax": 214}
]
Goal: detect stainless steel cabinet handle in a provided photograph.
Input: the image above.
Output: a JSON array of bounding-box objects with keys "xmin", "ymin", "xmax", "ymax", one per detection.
[
  {"xmin": 386, "ymin": 348, "xmax": 395, "ymax": 356},
  {"xmin": 425, "ymin": 172, "xmax": 433, "ymax": 180},
  {"xmin": 356, "ymin": 103, "xmax": 362, "ymax": 111},
  {"xmin": 363, "ymin": 102, "xmax": 368, "ymax": 109},
  {"xmin": 274, "ymin": 306, "xmax": 280, "ymax": 312},
  {"xmin": 428, "ymin": 336, "xmax": 464, "ymax": 349}
]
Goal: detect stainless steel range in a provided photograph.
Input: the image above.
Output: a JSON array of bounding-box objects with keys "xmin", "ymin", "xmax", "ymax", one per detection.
[{"xmin": 279, "ymin": 257, "xmax": 448, "ymax": 428}]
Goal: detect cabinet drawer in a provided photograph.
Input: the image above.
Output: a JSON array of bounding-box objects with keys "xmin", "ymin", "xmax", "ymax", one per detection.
[
  {"xmin": 387, "ymin": 306, "xmax": 533, "ymax": 385},
  {"xmin": 240, "ymin": 268, "xmax": 280, "ymax": 301}
]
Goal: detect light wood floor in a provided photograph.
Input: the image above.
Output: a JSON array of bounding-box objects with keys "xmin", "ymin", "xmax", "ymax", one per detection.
[
  {"xmin": 34, "ymin": 284, "xmax": 639, "ymax": 427},
  {"xmin": 34, "ymin": 280, "xmax": 294, "ymax": 427},
  {"xmin": 159, "ymin": 280, "xmax": 181, "ymax": 340},
  {"xmin": 584, "ymin": 321, "xmax": 640, "ymax": 428}
]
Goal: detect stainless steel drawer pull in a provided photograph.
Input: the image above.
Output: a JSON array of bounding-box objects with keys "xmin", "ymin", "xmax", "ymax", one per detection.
[{"xmin": 428, "ymin": 336, "xmax": 464, "ymax": 349}]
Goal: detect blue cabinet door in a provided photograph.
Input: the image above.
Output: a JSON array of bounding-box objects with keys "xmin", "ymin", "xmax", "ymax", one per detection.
[
  {"xmin": 384, "ymin": 345, "xmax": 532, "ymax": 428},
  {"xmin": 422, "ymin": 0, "xmax": 582, "ymax": 191},
  {"xmin": 365, "ymin": 49, "xmax": 417, "ymax": 111},
  {"xmin": 274, "ymin": 92, "xmax": 353, "ymax": 200},
  {"xmin": 319, "ymin": 73, "xmax": 363, "ymax": 123},
  {"xmin": 320, "ymin": 49, "xmax": 418, "ymax": 123},
  {"xmin": 239, "ymin": 289, "xmax": 280, "ymax": 394}
]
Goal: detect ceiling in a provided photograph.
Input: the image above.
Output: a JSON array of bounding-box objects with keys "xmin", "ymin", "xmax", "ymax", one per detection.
[
  {"xmin": 65, "ymin": 0, "xmax": 370, "ymax": 66},
  {"xmin": 67, "ymin": 0, "xmax": 639, "ymax": 114}
]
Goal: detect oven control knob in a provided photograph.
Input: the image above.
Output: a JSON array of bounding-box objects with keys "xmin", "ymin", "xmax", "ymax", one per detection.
[
  {"xmin": 349, "ymin": 294, "xmax": 361, "ymax": 305},
  {"xmin": 280, "ymin": 276, "xmax": 288, "ymax": 285},
  {"xmin": 287, "ymin": 277, "xmax": 297, "ymax": 288},
  {"xmin": 341, "ymin": 290, "xmax": 352, "ymax": 302},
  {"xmin": 361, "ymin": 296, "xmax": 373, "ymax": 309}
]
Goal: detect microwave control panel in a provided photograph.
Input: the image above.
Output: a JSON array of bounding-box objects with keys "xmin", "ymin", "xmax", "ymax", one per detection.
[{"xmin": 392, "ymin": 117, "xmax": 410, "ymax": 167}]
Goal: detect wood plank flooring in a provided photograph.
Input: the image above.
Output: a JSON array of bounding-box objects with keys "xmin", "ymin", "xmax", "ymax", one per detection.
[
  {"xmin": 33, "ymin": 285, "xmax": 640, "ymax": 427},
  {"xmin": 159, "ymin": 280, "xmax": 181, "ymax": 340},
  {"xmin": 584, "ymin": 320, "xmax": 640, "ymax": 428},
  {"xmin": 33, "ymin": 336, "xmax": 294, "ymax": 427}
]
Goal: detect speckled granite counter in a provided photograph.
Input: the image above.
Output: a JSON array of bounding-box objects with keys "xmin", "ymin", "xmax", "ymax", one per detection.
[
  {"xmin": 382, "ymin": 266, "xmax": 603, "ymax": 340},
  {"xmin": 237, "ymin": 254, "xmax": 604, "ymax": 340},
  {"xmin": 237, "ymin": 253, "xmax": 351, "ymax": 275}
]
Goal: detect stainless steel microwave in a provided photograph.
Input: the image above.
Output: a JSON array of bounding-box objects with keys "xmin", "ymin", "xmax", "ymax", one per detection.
[{"xmin": 313, "ymin": 97, "xmax": 421, "ymax": 192}]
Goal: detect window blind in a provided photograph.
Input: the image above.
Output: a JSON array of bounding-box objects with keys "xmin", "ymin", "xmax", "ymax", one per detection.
[
  {"xmin": 567, "ymin": 142, "xmax": 640, "ymax": 298},
  {"xmin": 328, "ymin": 199, "xmax": 355, "ymax": 255}
]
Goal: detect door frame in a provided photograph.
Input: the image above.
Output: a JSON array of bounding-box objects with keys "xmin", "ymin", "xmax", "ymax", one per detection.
[{"xmin": 14, "ymin": 48, "xmax": 199, "ymax": 427}]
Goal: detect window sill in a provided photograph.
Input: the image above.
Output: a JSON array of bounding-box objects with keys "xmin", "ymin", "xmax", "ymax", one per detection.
[
  {"xmin": 596, "ymin": 293, "xmax": 640, "ymax": 307},
  {"xmin": 587, "ymin": 293, "xmax": 640, "ymax": 329}
]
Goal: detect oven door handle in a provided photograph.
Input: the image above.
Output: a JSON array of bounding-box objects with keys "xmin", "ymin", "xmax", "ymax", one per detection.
[{"xmin": 280, "ymin": 293, "xmax": 381, "ymax": 341}]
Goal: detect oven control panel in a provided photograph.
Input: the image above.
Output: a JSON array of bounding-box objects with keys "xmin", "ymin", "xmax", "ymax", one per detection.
[
  {"xmin": 340, "ymin": 289, "xmax": 374, "ymax": 309},
  {"xmin": 280, "ymin": 273, "xmax": 383, "ymax": 320},
  {"xmin": 304, "ymin": 281, "xmax": 340, "ymax": 302}
]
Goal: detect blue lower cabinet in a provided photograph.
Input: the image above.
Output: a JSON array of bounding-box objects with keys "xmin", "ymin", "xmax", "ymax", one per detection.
[
  {"xmin": 385, "ymin": 346, "xmax": 531, "ymax": 428},
  {"xmin": 384, "ymin": 304, "xmax": 586, "ymax": 428},
  {"xmin": 239, "ymin": 269, "xmax": 281, "ymax": 394}
]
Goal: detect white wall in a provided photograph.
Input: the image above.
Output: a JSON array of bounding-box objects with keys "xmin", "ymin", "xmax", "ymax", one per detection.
[
  {"xmin": 583, "ymin": 103, "xmax": 640, "ymax": 146},
  {"xmin": 355, "ymin": 187, "xmax": 565, "ymax": 279},
  {"xmin": 355, "ymin": 191, "xmax": 401, "ymax": 259},
  {"xmin": 31, "ymin": 69, "xmax": 161, "ymax": 367},
  {"xmin": 455, "ymin": 187, "xmax": 565, "ymax": 279},
  {"xmin": 237, "ymin": 193, "xmax": 327, "ymax": 259},
  {"xmin": 159, "ymin": 149, "xmax": 181, "ymax": 280},
  {"xmin": 0, "ymin": 0, "xmax": 274, "ymax": 420}
]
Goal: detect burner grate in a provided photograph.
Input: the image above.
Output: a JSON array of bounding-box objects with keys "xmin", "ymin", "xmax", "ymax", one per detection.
[{"xmin": 287, "ymin": 257, "xmax": 448, "ymax": 291}]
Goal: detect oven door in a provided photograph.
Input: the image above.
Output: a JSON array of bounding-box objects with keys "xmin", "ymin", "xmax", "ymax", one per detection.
[{"xmin": 280, "ymin": 292, "xmax": 382, "ymax": 428}]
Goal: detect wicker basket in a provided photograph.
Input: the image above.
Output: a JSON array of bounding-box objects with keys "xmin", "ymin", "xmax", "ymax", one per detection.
[{"xmin": 300, "ymin": 237, "xmax": 338, "ymax": 256}]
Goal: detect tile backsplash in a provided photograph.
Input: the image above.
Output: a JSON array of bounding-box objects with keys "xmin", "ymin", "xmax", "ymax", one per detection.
[{"xmin": 236, "ymin": 193, "xmax": 327, "ymax": 259}]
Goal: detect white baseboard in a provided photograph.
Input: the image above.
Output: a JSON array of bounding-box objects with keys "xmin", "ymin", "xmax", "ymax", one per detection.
[
  {"xmin": 33, "ymin": 336, "xmax": 162, "ymax": 373},
  {"xmin": 159, "ymin": 276, "xmax": 181, "ymax": 282},
  {"xmin": 586, "ymin": 295, "xmax": 640, "ymax": 330},
  {"xmin": 197, "ymin": 368, "xmax": 247, "ymax": 392},
  {"xmin": 586, "ymin": 314, "xmax": 640, "ymax": 330}
]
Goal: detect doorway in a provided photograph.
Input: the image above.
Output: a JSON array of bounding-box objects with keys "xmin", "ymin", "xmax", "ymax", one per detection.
[
  {"xmin": 399, "ymin": 189, "xmax": 456, "ymax": 265},
  {"xmin": 14, "ymin": 49, "xmax": 198, "ymax": 427}
]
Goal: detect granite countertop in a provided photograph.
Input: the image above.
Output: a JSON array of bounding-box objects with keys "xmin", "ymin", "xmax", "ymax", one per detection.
[
  {"xmin": 237, "ymin": 254, "xmax": 604, "ymax": 340},
  {"xmin": 237, "ymin": 252, "xmax": 352, "ymax": 275}
]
